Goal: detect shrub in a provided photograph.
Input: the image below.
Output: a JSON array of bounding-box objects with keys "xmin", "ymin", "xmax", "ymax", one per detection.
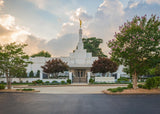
[
  {"xmin": 61, "ymin": 81, "xmax": 66, "ymax": 84},
  {"xmin": 45, "ymin": 81, "xmax": 50, "ymax": 84},
  {"xmin": 145, "ymin": 76, "xmax": 160, "ymax": 89},
  {"xmin": 13, "ymin": 81, "xmax": 17, "ymax": 84},
  {"xmin": 127, "ymin": 83, "xmax": 133, "ymax": 89},
  {"xmin": 0, "ymin": 84, "xmax": 5, "ymax": 89},
  {"xmin": 89, "ymin": 78, "xmax": 95, "ymax": 84},
  {"xmin": 1, "ymin": 81, "xmax": 4, "ymax": 84},
  {"xmin": 67, "ymin": 79, "xmax": 71, "ymax": 84},
  {"xmin": 35, "ymin": 80, "xmax": 43, "ymax": 84},
  {"xmin": 32, "ymin": 81, "xmax": 37, "ymax": 85},
  {"xmin": 52, "ymin": 81, "xmax": 59, "ymax": 84},
  {"xmin": 138, "ymin": 84, "xmax": 143, "ymax": 88}
]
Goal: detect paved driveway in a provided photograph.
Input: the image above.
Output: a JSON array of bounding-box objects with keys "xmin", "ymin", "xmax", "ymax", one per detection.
[{"xmin": 31, "ymin": 85, "xmax": 125, "ymax": 94}]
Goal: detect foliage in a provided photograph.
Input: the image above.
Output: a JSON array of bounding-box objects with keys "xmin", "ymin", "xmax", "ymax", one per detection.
[
  {"xmin": 108, "ymin": 15, "xmax": 160, "ymax": 89},
  {"xmin": 29, "ymin": 70, "xmax": 34, "ymax": 77},
  {"xmin": 31, "ymin": 50, "xmax": 51, "ymax": 57},
  {"xmin": 138, "ymin": 84, "xmax": 143, "ymax": 88},
  {"xmin": 155, "ymin": 64, "xmax": 160, "ymax": 75},
  {"xmin": 41, "ymin": 58, "xmax": 69, "ymax": 77},
  {"xmin": 45, "ymin": 81, "xmax": 50, "ymax": 84},
  {"xmin": 32, "ymin": 80, "xmax": 43, "ymax": 85},
  {"xmin": 89, "ymin": 78, "xmax": 95, "ymax": 84},
  {"xmin": 145, "ymin": 76, "xmax": 160, "ymax": 89},
  {"xmin": 83, "ymin": 37, "xmax": 107, "ymax": 57},
  {"xmin": 0, "ymin": 42, "xmax": 31, "ymax": 89},
  {"xmin": 0, "ymin": 84, "xmax": 5, "ymax": 89},
  {"xmin": 127, "ymin": 83, "xmax": 133, "ymax": 89},
  {"xmin": 52, "ymin": 81, "xmax": 59, "ymax": 84},
  {"xmin": 61, "ymin": 81, "xmax": 66, "ymax": 84},
  {"xmin": 91, "ymin": 57, "xmax": 118, "ymax": 75},
  {"xmin": 36, "ymin": 70, "xmax": 40, "ymax": 77},
  {"xmin": 67, "ymin": 79, "xmax": 71, "ymax": 84},
  {"xmin": 107, "ymin": 87, "xmax": 128, "ymax": 92},
  {"xmin": 22, "ymin": 88, "xmax": 34, "ymax": 91},
  {"xmin": 117, "ymin": 77, "xmax": 129, "ymax": 82}
]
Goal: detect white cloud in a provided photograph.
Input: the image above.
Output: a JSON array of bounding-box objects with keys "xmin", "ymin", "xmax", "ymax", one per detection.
[
  {"xmin": 69, "ymin": 8, "xmax": 92, "ymax": 22},
  {"xmin": 146, "ymin": 0, "xmax": 160, "ymax": 5},
  {"xmin": 0, "ymin": 0, "xmax": 4, "ymax": 6}
]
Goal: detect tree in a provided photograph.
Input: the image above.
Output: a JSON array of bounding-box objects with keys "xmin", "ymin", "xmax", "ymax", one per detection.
[
  {"xmin": 36, "ymin": 70, "xmax": 40, "ymax": 77},
  {"xmin": 31, "ymin": 50, "xmax": 51, "ymax": 57},
  {"xmin": 29, "ymin": 70, "xmax": 34, "ymax": 77},
  {"xmin": 41, "ymin": 59, "xmax": 69, "ymax": 78},
  {"xmin": 83, "ymin": 37, "xmax": 107, "ymax": 57},
  {"xmin": 91, "ymin": 57, "xmax": 118, "ymax": 76},
  {"xmin": 108, "ymin": 15, "xmax": 160, "ymax": 89},
  {"xmin": 0, "ymin": 42, "xmax": 31, "ymax": 89}
]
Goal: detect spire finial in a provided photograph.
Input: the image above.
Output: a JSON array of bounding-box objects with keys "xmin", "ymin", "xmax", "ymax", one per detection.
[{"xmin": 79, "ymin": 18, "xmax": 82, "ymax": 28}]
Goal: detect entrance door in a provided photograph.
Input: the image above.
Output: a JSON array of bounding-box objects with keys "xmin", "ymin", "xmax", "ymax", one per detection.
[{"xmin": 72, "ymin": 69, "xmax": 87, "ymax": 83}]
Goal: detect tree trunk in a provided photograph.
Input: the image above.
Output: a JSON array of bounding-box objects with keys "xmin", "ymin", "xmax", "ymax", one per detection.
[
  {"xmin": 6, "ymin": 72, "xmax": 11, "ymax": 89},
  {"xmin": 132, "ymin": 71, "xmax": 137, "ymax": 89}
]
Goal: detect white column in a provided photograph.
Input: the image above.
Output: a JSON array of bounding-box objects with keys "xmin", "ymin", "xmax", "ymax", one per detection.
[
  {"xmin": 69, "ymin": 72, "xmax": 72, "ymax": 83},
  {"xmin": 117, "ymin": 73, "xmax": 120, "ymax": 79},
  {"xmin": 40, "ymin": 70, "xmax": 43, "ymax": 80},
  {"xmin": 87, "ymin": 72, "xmax": 91, "ymax": 84}
]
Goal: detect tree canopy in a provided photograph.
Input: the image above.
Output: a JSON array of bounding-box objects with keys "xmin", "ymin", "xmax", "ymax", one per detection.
[
  {"xmin": 108, "ymin": 15, "xmax": 160, "ymax": 89},
  {"xmin": 31, "ymin": 50, "xmax": 51, "ymax": 57},
  {"xmin": 91, "ymin": 57, "xmax": 118, "ymax": 76},
  {"xmin": 41, "ymin": 59, "xmax": 69, "ymax": 77},
  {"xmin": 0, "ymin": 42, "xmax": 31, "ymax": 89},
  {"xmin": 83, "ymin": 37, "xmax": 107, "ymax": 57}
]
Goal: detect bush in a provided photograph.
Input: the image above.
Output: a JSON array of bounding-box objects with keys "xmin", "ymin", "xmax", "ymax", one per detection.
[
  {"xmin": 89, "ymin": 78, "xmax": 95, "ymax": 84},
  {"xmin": 127, "ymin": 83, "xmax": 133, "ymax": 89},
  {"xmin": 1, "ymin": 81, "xmax": 4, "ymax": 84},
  {"xmin": 13, "ymin": 81, "xmax": 17, "ymax": 84},
  {"xmin": 0, "ymin": 84, "xmax": 5, "ymax": 89},
  {"xmin": 45, "ymin": 81, "xmax": 50, "ymax": 84},
  {"xmin": 117, "ymin": 77, "xmax": 130, "ymax": 83},
  {"xmin": 138, "ymin": 84, "xmax": 143, "ymax": 88},
  {"xmin": 52, "ymin": 81, "xmax": 59, "ymax": 84},
  {"xmin": 67, "ymin": 79, "xmax": 71, "ymax": 84},
  {"xmin": 35, "ymin": 80, "xmax": 43, "ymax": 84},
  {"xmin": 61, "ymin": 81, "xmax": 66, "ymax": 84},
  {"xmin": 145, "ymin": 76, "xmax": 160, "ymax": 89}
]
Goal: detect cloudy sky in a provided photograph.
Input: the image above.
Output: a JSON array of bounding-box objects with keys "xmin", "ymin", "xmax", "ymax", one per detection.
[{"xmin": 0, "ymin": 0, "xmax": 160, "ymax": 57}]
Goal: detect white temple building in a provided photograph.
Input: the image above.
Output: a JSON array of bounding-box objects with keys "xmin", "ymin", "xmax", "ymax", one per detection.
[{"xmin": 26, "ymin": 22, "xmax": 128, "ymax": 83}]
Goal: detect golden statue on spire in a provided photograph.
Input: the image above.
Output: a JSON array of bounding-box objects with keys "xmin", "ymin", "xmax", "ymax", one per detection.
[{"xmin": 79, "ymin": 19, "xmax": 82, "ymax": 28}]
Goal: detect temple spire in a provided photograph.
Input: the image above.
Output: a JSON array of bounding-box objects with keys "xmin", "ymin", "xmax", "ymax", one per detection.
[{"xmin": 77, "ymin": 19, "xmax": 84, "ymax": 50}]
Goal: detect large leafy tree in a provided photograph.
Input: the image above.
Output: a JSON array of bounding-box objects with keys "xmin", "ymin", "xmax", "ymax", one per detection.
[
  {"xmin": 0, "ymin": 42, "xmax": 31, "ymax": 89},
  {"xmin": 91, "ymin": 57, "xmax": 118, "ymax": 76},
  {"xmin": 41, "ymin": 59, "xmax": 69, "ymax": 78},
  {"xmin": 83, "ymin": 37, "xmax": 107, "ymax": 57},
  {"xmin": 108, "ymin": 15, "xmax": 160, "ymax": 89},
  {"xmin": 31, "ymin": 50, "xmax": 51, "ymax": 57}
]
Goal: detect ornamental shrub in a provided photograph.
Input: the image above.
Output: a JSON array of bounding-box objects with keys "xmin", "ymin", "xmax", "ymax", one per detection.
[
  {"xmin": 138, "ymin": 84, "xmax": 143, "ymax": 88},
  {"xmin": 127, "ymin": 83, "xmax": 133, "ymax": 89},
  {"xmin": 0, "ymin": 84, "xmax": 5, "ymax": 89},
  {"xmin": 61, "ymin": 81, "xmax": 66, "ymax": 84},
  {"xmin": 89, "ymin": 78, "xmax": 95, "ymax": 84},
  {"xmin": 67, "ymin": 79, "xmax": 71, "ymax": 84},
  {"xmin": 145, "ymin": 76, "xmax": 160, "ymax": 89}
]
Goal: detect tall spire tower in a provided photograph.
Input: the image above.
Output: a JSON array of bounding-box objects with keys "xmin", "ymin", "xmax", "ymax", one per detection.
[{"xmin": 77, "ymin": 19, "xmax": 84, "ymax": 50}]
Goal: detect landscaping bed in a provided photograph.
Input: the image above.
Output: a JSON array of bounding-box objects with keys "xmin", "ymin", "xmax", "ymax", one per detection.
[
  {"xmin": 103, "ymin": 88, "xmax": 160, "ymax": 95},
  {"xmin": 0, "ymin": 88, "xmax": 40, "ymax": 93}
]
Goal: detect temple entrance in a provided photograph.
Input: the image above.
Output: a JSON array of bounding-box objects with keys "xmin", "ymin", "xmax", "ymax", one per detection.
[{"xmin": 72, "ymin": 69, "xmax": 87, "ymax": 83}]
